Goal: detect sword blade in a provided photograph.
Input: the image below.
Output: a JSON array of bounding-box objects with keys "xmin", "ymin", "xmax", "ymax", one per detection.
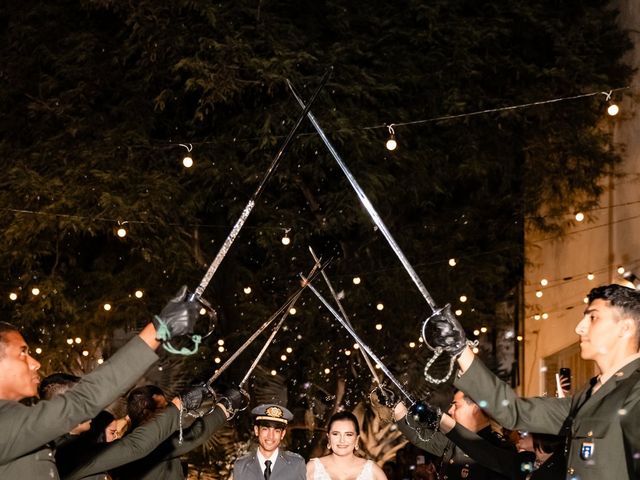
[
  {"xmin": 287, "ymin": 80, "xmax": 436, "ymax": 312},
  {"xmin": 302, "ymin": 275, "xmax": 415, "ymax": 404},
  {"xmin": 308, "ymin": 247, "xmax": 382, "ymax": 385},
  {"xmin": 205, "ymin": 258, "xmax": 328, "ymax": 386},
  {"xmin": 192, "ymin": 68, "xmax": 333, "ymax": 299}
]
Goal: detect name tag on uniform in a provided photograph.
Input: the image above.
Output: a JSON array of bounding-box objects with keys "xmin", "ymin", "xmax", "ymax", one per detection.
[{"xmin": 580, "ymin": 441, "xmax": 595, "ymax": 460}]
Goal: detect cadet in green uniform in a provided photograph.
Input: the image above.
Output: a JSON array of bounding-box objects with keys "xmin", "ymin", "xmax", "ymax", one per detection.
[
  {"xmin": 426, "ymin": 283, "xmax": 640, "ymax": 480},
  {"xmin": 393, "ymin": 391, "xmax": 516, "ymax": 480},
  {"xmin": 233, "ymin": 404, "xmax": 306, "ymax": 480},
  {"xmin": 0, "ymin": 285, "xmax": 199, "ymax": 479},
  {"xmin": 112, "ymin": 384, "xmax": 242, "ymax": 479}
]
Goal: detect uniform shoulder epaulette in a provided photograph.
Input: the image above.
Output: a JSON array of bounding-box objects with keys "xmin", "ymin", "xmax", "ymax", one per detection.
[{"xmin": 283, "ymin": 450, "xmax": 305, "ymax": 461}]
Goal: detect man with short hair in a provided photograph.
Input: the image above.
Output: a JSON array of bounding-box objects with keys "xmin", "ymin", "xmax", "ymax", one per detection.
[
  {"xmin": 233, "ymin": 404, "xmax": 305, "ymax": 480},
  {"xmin": 394, "ymin": 391, "xmax": 514, "ymax": 480},
  {"xmin": 0, "ymin": 285, "xmax": 198, "ymax": 478},
  {"xmin": 427, "ymin": 283, "xmax": 640, "ymax": 479}
]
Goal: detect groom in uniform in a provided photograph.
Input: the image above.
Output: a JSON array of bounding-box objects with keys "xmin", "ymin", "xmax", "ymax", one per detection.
[{"xmin": 233, "ymin": 404, "xmax": 305, "ymax": 480}]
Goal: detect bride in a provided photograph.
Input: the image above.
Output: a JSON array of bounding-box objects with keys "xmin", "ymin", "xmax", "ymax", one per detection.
[{"xmin": 306, "ymin": 411, "xmax": 387, "ymax": 480}]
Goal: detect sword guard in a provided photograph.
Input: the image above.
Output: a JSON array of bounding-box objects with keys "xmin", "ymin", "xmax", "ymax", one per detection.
[
  {"xmin": 369, "ymin": 384, "xmax": 397, "ymax": 408},
  {"xmin": 421, "ymin": 304, "xmax": 466, "ymax": 356}
]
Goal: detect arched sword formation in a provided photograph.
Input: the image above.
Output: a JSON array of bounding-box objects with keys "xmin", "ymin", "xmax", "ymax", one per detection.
[
  {"xmin": 301, "ymin": 274, "xmax": 438, "ymax": 427},
  {"xmin": 288, "ymin": 80, "xmax": 475, "ymax": 384}
]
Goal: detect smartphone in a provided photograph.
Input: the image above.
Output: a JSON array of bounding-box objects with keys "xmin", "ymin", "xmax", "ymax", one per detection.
[{"xmin": 559, "ymin": 367, "xmax": 571, "ymax": 391}]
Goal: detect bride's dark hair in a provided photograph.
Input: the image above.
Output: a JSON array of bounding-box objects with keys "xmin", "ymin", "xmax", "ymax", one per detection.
[{"xmin": 327, "ymin": 411, "xmax": 360, "ymax": 435}]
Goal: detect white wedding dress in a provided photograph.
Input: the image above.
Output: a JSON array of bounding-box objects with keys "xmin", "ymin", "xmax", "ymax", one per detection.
[{"xmin": 312, "ymin": 458, "xmax": 374, "ymax": 480}]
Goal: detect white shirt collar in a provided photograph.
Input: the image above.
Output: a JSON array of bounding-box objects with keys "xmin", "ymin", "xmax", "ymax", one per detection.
[{"xmin": 257, "ymin": 448, "xmax": 279, "ymax": 473}]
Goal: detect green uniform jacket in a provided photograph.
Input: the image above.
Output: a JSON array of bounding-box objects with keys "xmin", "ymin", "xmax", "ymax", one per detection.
[
  {"xmin": 455, "ymin": 356, "xmax": 640, "ymax": 479},
  {"xmin": 113, "ymin": 405, "xmax": 227, "ymax": 480},
  {"xmin": 62, "ymin": 404, "xmax": 181, "ymax": 480},
  {"xmin": 397, "ymin": 414, "xmax": 513, "ymax": 480},
  {"xmin": 0, "ymin": 336, "xmax": 158, "ymax": 479}
]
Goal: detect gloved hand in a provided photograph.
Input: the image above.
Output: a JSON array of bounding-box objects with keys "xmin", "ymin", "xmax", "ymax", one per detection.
[
  {"xmin": 180, "ymin": 384, "xmax": 214, "ymax": 412},
  {"xmin": 408, "ymin": 400, "xmax": 442, "ymax": 430},
  {"xmin": 153, "ymin": 285, "xmax": 199, "ymax": 340},
  {"xmin": 371, "ymin": 384, "xmax": 397, "ymax": 408},
  {"xmin": 217, "ymin": 387, "xmax": 249, "ymax": 418},
  {"xmin": 421, "ymin": 304, "xmax": 468, "ymax": 357}
]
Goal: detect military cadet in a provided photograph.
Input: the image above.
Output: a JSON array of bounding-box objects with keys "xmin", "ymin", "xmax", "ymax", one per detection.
[
  {"xmin": 38, "ymin": 374, "xmax": 205, "ymax": 480},
  {"xmin": 111, "ymin": 384, "xmax": 242, "ymax": 479},
  {"xmin": 0, "ymin": 285, "xmax": 198, "ymax": 478},
  {"xmin": 394, "ymin": 391, "xmax": 515, "ymax": 480},
  {"xmin": 427, "ymin": 283, "xmax": 640, "ymax": 479},
  {"xmin": 233, "ymin": 404, "xmax": 306, "ymax": 480}
]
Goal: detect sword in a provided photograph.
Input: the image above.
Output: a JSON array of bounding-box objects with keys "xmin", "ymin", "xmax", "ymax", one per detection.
[
  {"xmin": 288, "ymin": 81, "xmax": 463, "ymax": 383},
  {"xmin": 204, "ymin": 259, "xmax": 328, "ymax": 387},
  {"xmin": 189, "ymin": 68, "xmax": 332, "ymax": 301},
  {"xmin": 302, "ymin": 274, "xmax": 438, "ymax": 426}
]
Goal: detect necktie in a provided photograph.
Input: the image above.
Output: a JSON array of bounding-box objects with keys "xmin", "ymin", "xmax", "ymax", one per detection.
[{"xmin": 264, "ymin": 460, "xmax": 272, "ymax": 480}]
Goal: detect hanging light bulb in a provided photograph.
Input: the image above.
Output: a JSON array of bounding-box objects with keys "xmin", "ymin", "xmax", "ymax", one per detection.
[
  {"xmin": 352, "ymin": 276, "xmax": 361, "ymax": 285},
  {"xmin": 601, "ymin": 91, "xmax": 619, "ymax": 116},
  {"xmin": 281, "ymin": 228, "xmax": 291, "ymax": 245},
  {"xmin": 179, "ymin": 143, "xmax": 194, "ymax": 168},
  {"xmin": 115, "ymin": 220, "xmax": 128, "ymax": 238},
  {"xmin": 575, "ymin": 212, "xmax": 584, "ymax": 222},
  {"xmin": 385, "ymin": 125, "xmax": 397, "ymax": 151}
]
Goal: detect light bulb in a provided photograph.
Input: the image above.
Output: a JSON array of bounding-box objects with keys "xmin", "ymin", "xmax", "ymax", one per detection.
[
  {"xmin": 134, "ymin": 290, "xmax": 143, "ymax": 298},
  {"xmin": 455, "ymin": 309, "xmax": 462, "ymax": 316},
  {"xmin": 385, "ymin": 137, "xmax": 397, "ymax": 151},
  {"xmin": 116, "ymin": 227, "xmax": 127, "ymax": 238},
  {"xmin": 82, "ymin": 350, "xmax": 89, "ymax": 357},
  {"xmin": 103, "ymin": 303, "xmax": 111, "ymax": 311},
  {"xmin": 617, "ymin": 266, "xmax": 626, "ymax": 275},
  {"xmin": 535, "ymin": 290, "xmax": 543, "ymax": 298},
  {"xmin": 587, "ymin": 273, "xmax": 594, "ymax": 281},
  {"xmin": 448, "ymin": 258, "xmax": 457, "ymax": 267},
  {"xmin": 271, "ymin": 369, "xmax": 277, "ymax": 376},
  {"xmin": 376, "ymin": 303, "xmax": 384, "ymax": 311},
  {"xmin": 607, "ymin": 104, "xmax": 619, "ymax": 116},
  {"xmin": 75, "ymin": 337, "xmax": 82, "ymax": 344},
  {"xmin": 31, "ymin": 287, "xmax": 40, "ymax": 296},
  {"xmin": 182, "ymin": 156, "xmax": 193, "ymax": 168},
  {"xmin": 35, "ymin": 347, "xmax": 42, "ymax": 354},
  {"xmin": 540, "ymin": 278, "xmax": 548, "ymax": 286},
  {"xmin": 243, "ymin": 286, "xmax": 252, "ymax": 294},
  {"xmin": 9, "ymin": 292, "xmax": 17, "ymax": 301},
  {"xmin": 480, "ymin": 327, "xmax": 488, "ymax": 333},
  {"xmin": 352, "ymin": 277, "xmax": 361, "ymax": 285},
  {"xmin": 289, "ymin": 307, "xmax": 297, "ymax": 315},
  {"xmin": 575, "ymin": 212, "xmax": 584, "ymax": 222},
  {"xmin": 281, "ymin": 234, "xmax": 290, "ymax": 245},
  {"xmin": 375, "ymin": 323, "xmax": 383, "ymax": 330},
  {"xmin": 459, "ymin": 295, "xmax": 467, "ymax": 303},
  {"xmin": 217, "ymin": 339, "xmax": 225, "ymax": 346},
  {"xmin": 409, "ymin": 342, "xmax": 416, "ymax": 348},
  {"xmin": 280, "ymin": 355, "xmax": 287, "ymax": 361}
]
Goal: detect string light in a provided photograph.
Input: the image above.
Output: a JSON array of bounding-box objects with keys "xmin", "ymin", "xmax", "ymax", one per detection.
[
  {"xmin": 352, "ymin": 277, "xmax": 361, "ymax": 285},
  {"xmin": 281, "ymin": 228, "xmax": 291, "ymax": 246},
  {"xmin": 289, "ymin": 307, "xmax": 297, "ymax": 315},
  {"xmin": 116, "ymin": 222, "xmax": 128, "ymax": 238},
  {"xmin": 31, "ymin": 287, "xmax": 40, "ymax": 296},
  {"xmin": 35, "ymin": 347, "xmax": 42, "ymax": 354},
  {"xmin": 575, "ymin": 212, "xmax": 585, "ymax": 222},
  {"xmin": 542, "ymin": 313, "xmax": 549, "ymax": 319},
  {"xmin": 286, "ymin": 347, "xmax": 292, "ymax": 353},
  {"xmin": 409, "ymin": 341, "xmax": 416, "ymax": 348},
  {"xmin": 179, "ymin": 143, "xmax": 194, "ymax": 168},
  {"xmin": 517, "ymin": 335, "xmax": 523, "ymax": 341},
  {"xmin": 134, "ymin": 290, "xmax": 143, "ymax": 298},
  {"xmin": 271, "ymin": 370, "xmax": 277, "ymax": 376},
  {"xmin": 459, "ymin": 295, "xmax": 467, "ymax": 302},
  {"xmin": 280, "ymin": 355, "xmax": 287, "ymax": 361},
  {"xmin": 540, "ymin": 278, "xmax": 548, "ymax": 286},
  {"xmin": 448, "ymin": 258, "xmax": 457, "ymax": 267},
  {"xmin": 66, "ymin": 338, "xmax": 73, "ymax": 345},
  {"xmin": 385, "ymin": 125, "xmax": 397, "ymax": 151},
  {"xmin": 97, "ymin": 358, "xmax": 104, "ymax": 364},
  {"xmin": 103, "ymin": 303, "xmax": 112, "ymax": 311},
  {"xmin": 535, "ymin": 290, "xmax": 543, "ymax": 298},
  {"xmin": 376, "ymin": 303, "xmax": 384, "ymax": 311},
  {"xmin": 455, "ymin": 309, "xmax": 462, "ymax": 316},
  {"xmin": 602, "ymin": 91, "xmax": 619, "ymax": 116},
  {"xmin": 375, "ymin": 323, "xmax": 383, "ymax": 330},
  {"xmin": 9, "ymin": 292, "xmax": 17, "ymax": 301},
  {"xmin": 199, "ymin": 307, "xmax": 207, "ymax": 315},
  {"xmin": 587, "ymin": 273, "xmax": 595, "ymax": 281},
  {"xmin": 480, "ymin": 327, "xmax": 488, "ymax": 333},
  {"xmin": 217, "ymin": 346, "xmax": 225, "ymax": 352},
  {"xmin": 345, "ymin": 349, "xmax": 351, "ymax": 356},
  {"xmin": 353, "ymin": 343, "xmax": 360, "ymax": 349},
  {"xmin": 217, "ymin": 339, "xmax": 225, "ymax": 346},
  {"xmin": 82, "ymin": 350, "xmax": 89, "ymax": 357},
  {"xmin": 472, "ymin": 347, "xmax": 480, "ymax": 354},
  {"xmin": 243, "ymin": 286, "xmax": 252, "ymax": 294},
  {"xmin": 534, "ymin": 314, "xmax": 541, "ymax": 321},
  {"xmin": 617, "ymin": 266, "xmax": 626, "ymax": 275},
  {"xmin": 473, "ymin": 329, "xmax": 480, "ymax": 336},
  {"xmin": 75, "ymin": 337, "xmax": 82, "ymax": 344},
  {"xmin": 324, "ymin": 368, "xmax": 331, "ymax": 374},
  {"xmin": 214, "ymin": 357, "xmax": 221, "ymax": 364}
]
